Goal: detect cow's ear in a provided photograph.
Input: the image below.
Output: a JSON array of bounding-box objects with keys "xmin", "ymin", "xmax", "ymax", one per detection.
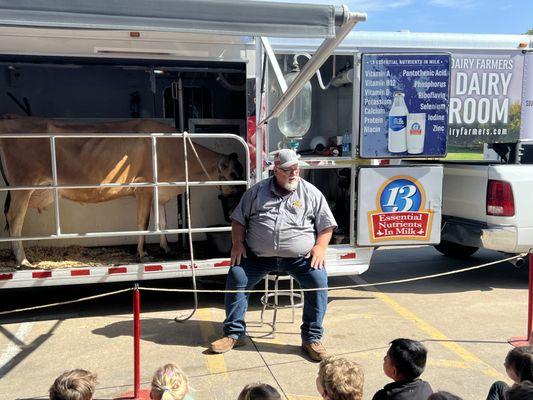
[{"xmin": 229, "ymin": 152, "xmax": 238, "ymax": 160}]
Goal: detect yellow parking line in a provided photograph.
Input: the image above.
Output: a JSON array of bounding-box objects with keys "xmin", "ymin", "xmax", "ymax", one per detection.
[
  {"xmin": 196, "ymin": 308, "xmax": 228, "ymax": 378},
  {"xmin": 428, "ymin": 358, "xmax": 471, "ymax": 370},
  {"xmin": 352, "ymin": 277, "xmax": 506, "ymax": 380},
  {"xmin": 252, "ymin": 337, "xmax": 286, "ymax": 347}
]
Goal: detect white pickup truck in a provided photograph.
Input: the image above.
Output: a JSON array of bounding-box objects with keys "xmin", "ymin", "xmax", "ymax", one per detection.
[{"xmin": 436, "ymin": 149, "xmax": 533, "ymax": 266}]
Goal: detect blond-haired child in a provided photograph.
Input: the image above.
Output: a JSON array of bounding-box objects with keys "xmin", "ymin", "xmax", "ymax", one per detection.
[
  {"xmin": 49, "ymin": 369, "xmax": 97, "ymax": 400},
  {"xmin": 316, "ymin": 356, "xmax": 364, "ymax": 400},
  {"xmin": 150, "ymin": 363, "xmax": 192, "ymax": 400}
]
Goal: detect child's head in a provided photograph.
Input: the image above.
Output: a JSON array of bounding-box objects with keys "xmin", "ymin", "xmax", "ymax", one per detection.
[
  {"xmin": 427, "ymin": 391, "xmax": 463, "ymax": 400},
  {"xmin": 150, "ymin": 363, "xmax": 189, "ymax": 400},
  {"xmin": 316, "ymin": 356, "xmax": 364, "ymax": 400},
  {"xmin": 506, "ymin": 381, "xmax": 533, "ymax": 400},
  {"xmin": 383, "ymin": 338, "xmax": 427, "ymax": 382},
  {"xmin": 504, "ymin": 346, "xmax": 533, "ymax": 383},
  {"xmin": 49, "ymin": 369, "xmax": 97, "ymax": 400},
  {"xmin": 237, "ymin": 383, "xmax": 281, "ymax": 400}
]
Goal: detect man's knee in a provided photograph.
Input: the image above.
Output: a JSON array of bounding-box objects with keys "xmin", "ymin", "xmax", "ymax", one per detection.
[{"xmin": 226, "ymin": 265, "xmax": 248, "ymax": 288}]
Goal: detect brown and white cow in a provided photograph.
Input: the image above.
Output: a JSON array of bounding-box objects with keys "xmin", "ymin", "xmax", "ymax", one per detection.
[{"xmin": 0, "ymin": 116, "xmax": 244, "ymax": 267}]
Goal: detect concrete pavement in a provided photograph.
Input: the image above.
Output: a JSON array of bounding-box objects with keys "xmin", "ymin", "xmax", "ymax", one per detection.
[{"xmin": 0, "ymin": 246, "xmax": 528, "ymax": 399}]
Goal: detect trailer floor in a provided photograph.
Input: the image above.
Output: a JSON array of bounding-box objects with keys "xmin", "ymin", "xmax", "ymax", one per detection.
[
  {"xmin": 0, "ymin": 246, "xmax": 528, "ymax": 400},
  {"xmin": 0, "ymin": 242, "xmax": 220, "ymax": 271}
]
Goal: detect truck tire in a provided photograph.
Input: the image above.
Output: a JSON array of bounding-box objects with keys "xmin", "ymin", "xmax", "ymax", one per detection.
[{"xmin": 434, "ymin": 240, "xmax": 479, "ymax": 258}]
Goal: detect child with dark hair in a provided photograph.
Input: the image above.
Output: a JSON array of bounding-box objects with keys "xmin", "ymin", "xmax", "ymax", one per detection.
[
  {"xmin": 427, "ymin": 391, "xmax": 463, "ymax": 400},
  {"xmin": 506, "ymin": 381, "xmax": 533, "ymax": 400},
  {"xmin": 237, "ymin": 383, "xmax": 281, "ymax": 400},
  {"xmin": 371, "ymin": 338, "xmax": 433, "ymax": 400},
  {"xmin": 486, "ymin": 346, "xmax": 533, "ymax": 400}
]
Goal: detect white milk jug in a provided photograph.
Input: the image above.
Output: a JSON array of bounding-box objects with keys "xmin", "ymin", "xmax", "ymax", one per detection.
[{"xmin": 388, "ymin": 92, "xmax": 408, "ymax": 153}]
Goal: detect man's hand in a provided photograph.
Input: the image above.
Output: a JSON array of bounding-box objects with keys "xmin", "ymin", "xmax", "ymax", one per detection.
[
  {"xmin": 305, "ymin": 244, "xmax": 327, "ymax": 269},
  {"xmin": 231, "ymin": 241, "xmax": 247, "ymax": 266}
]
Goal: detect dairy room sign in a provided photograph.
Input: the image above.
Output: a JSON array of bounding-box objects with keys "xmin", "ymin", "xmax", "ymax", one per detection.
[
  {"xmin": 359, "ymin": 53, "xmax": 451, "ymax": 158},
  {"xmin": 448, "ymin": 52, "xmax": 524, "ymax": 146}
]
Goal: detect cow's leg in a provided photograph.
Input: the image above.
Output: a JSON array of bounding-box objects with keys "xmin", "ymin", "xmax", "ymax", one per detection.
[
  {"xmin": 136, "ymin": 189, "xmax": 152, "ymax": 260},
  {"xmin": 6, "ymin": 190, "xmax": 33, "ymax": 267},
  {"xmin": 158, "ymin": 203, "xmax": 171, "ymax": 254}
]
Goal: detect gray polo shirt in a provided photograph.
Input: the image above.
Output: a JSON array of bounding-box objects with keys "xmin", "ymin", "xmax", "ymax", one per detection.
[{"xmin": 230, "ymin": 177, "xmax": 337, "ymax": 258}]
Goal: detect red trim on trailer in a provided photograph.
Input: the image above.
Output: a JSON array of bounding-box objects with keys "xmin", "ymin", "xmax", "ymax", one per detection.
[
  {"xmin": 109, "ymin": 267, "xmax": 127, "ymax": 274},
  {"xmin": 144, "ymin": 265, "xmax": 163, "ymax": 272},
  {"xmin": 0, "ymin": 273, "xmax": 13, "ymax": 280},
  {"xmin": 179, "ymin": 264, "xmax": 189, "ymax": 270},
  {"xmin": 214, "ymin": 260, "xmax": 231, "ymax": 267},
  {"xmin": 340, "ymin": 253, "xmax": 356, "ymax": 260},
  {"xmin": 71, "ymin": 269, "xmax": 90, "ymax": 276},
  {"xmin": 32, "ymin": 271, "xmax": 52, "ymax": 279}
]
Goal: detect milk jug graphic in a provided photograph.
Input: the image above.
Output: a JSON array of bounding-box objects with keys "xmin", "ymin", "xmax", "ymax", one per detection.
[{"xmin": 388, "ymin": 92, "xmax": 408, "ymax": 153}]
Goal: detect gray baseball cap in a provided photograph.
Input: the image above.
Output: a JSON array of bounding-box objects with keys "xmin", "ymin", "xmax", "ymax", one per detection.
[{"xmin": 273, "ymin": 149, "xmax": 300, "ymax": 168}]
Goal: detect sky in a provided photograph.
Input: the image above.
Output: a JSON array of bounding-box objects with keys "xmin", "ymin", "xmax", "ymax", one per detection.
[{"xmin": 274, "ymin": 0, "xmax": 533, "ymax": 35}]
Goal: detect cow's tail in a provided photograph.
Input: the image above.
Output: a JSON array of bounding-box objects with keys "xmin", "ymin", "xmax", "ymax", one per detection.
[{"xmin": 0, "ymin": 150, "xmax": 10, "ymax": 231}]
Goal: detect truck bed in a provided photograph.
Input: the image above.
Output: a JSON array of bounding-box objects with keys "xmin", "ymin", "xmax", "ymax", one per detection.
[{"xmin": 441, "ymin": 162, "xmax": 533, "ymax": 253}]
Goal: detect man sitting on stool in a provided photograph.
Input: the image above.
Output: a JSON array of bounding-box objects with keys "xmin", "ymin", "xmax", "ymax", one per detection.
[{"xmin": 210, "ymin": 149, "xmax": 337, "ymax": 361}]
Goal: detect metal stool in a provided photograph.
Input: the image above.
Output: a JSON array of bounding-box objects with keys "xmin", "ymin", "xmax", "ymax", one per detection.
[{"xmin": 260, "ymin": 272, "xmax": 304, "ymax": 338}]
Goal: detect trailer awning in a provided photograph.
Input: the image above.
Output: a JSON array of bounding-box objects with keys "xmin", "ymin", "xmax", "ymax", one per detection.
[{"xmin": 0, "ymin": 0, "xmax": 346, "ymax": 38}]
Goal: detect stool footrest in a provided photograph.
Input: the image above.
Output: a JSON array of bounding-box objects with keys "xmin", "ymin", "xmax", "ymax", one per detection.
[{"xmin": 260, "ymin": 292, "xmax": 303, "ymax": 309}]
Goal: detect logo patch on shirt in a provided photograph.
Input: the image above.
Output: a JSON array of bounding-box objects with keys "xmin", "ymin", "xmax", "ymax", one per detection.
[{"xmin": 292, "ymin": 199, "xmax": 302, "ymax": 209}]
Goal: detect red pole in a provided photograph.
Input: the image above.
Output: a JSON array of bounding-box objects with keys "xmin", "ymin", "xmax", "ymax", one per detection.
[
  {"xmin": 134, "ymin": 285, "xmax": 141, "ymax": 399},
  {"xmin": 508, "ymin": 253, "xmax": 533, "ymax": 347}
]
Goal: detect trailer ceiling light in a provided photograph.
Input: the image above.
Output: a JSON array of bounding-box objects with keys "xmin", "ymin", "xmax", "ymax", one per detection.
[
  {"xmin": 130, "ymin": 32, "xmax": 141, "ymax": 38},
  {"xmin": 153, "ymin": 69, "xmax": 164, "ymax": 75}
]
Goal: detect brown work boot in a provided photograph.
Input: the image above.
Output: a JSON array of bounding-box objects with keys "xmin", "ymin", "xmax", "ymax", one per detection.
[
  {"xmin": 302, "ymin": 341, "xmax": 328, "ymax": 361},
  {"xmin": 209, "ymin": 336, "xmax": 245, "ymax": 354}
]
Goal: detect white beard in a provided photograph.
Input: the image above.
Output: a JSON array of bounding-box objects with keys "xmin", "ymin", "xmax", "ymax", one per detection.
[{"xmin": 283, "ymin": 178, "xmax": 299, "ymax": 192}]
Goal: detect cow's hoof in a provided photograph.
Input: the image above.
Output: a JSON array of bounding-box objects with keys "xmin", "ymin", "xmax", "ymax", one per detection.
[
  {"xmin": 160, "ymin": 245, "xmax": 172, "ymax": 255},
  {"xmin": 160, "ymin": 249, "xmax": 178, "ymax": 259},
  {"xmin": 19, "ymin": 259, "xmax": 33, "ymax": 269}
]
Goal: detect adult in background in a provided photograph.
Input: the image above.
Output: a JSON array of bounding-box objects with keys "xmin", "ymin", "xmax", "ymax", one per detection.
[{"xmin": 210, "ymin": 149, "xmax": 337, "ymax": 361}]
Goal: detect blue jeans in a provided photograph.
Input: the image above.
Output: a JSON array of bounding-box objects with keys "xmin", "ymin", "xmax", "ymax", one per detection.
[{"xmin": 223, "ymin": 255, "xmax": 328, "ymax": 343}]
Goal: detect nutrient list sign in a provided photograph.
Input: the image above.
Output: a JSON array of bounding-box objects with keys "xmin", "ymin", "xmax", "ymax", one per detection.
[{"xmin": 360, "ymin": 53, "xmax": 451, "ymax": 158}]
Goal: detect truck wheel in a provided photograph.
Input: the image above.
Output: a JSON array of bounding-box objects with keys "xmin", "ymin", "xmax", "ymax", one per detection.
[{"xmin": 434, "ymin": 240, "xmax": 479, "ymax": 258}]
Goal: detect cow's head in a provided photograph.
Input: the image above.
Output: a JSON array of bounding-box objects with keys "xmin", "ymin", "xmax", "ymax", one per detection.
[{"xmin": 217, "ymin": 152, "xmax": 245, "ymax": 221}]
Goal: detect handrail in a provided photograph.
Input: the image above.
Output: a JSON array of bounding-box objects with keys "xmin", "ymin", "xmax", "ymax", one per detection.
[
  {"xmin": 0, "ymin": 226, "xmax": 232, "ymax": 242},
  {"xmin": 0, "ymin": 180, "xmax": 248, "ymax": 191},
  {"xmin": 0, "ymin": 131, "xmax": 250, "ymax": 242},
  {"xmin": 0, "ymin": 132, "xmax": 246, "ymax": 139}
]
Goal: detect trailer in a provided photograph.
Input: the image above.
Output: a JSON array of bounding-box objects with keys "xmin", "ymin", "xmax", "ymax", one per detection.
[
  {"xmin": 285, "ymin": 31, "xmax": 532, "ymax": 263},
  {"xmin": 2, "ymin": 2, "xmax": 525, "ymax": 289}
]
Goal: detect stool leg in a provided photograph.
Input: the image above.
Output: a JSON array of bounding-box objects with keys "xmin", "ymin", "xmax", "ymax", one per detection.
[
  {"xmin": 260, "ymin": 277, "xmax": 268, "ymax": 327},
  {"xmin": 290, "ymin": 276, "xmax": 295, "ymax": 323},
  {"xmin": 272, "ymin": 275, "xmax": 279, "ymax": 338}
]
